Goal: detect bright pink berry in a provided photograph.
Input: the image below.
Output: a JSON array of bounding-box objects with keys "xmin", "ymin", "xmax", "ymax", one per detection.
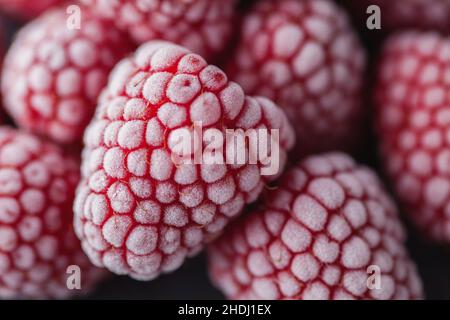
[
  {"xmin": 73, "ymin": 41, "xmax": 295, "ymax": 280},
  {"xmin": 375, "ymin": 32, "xmax": 450, "ymax": 243},
  {"xmin": 1, "ymin": 8, "xmax": 133, "ymax": 144},
  {"xmin": 208, "ymin": 153, "xmax": 423, "ymax": 300},
  {"xmin": 347, "ymin": 0, "xmax": 450, "ymax": 33},
  {"xmin": 0, "ymin": 127, "xmax": 104, "ymax": 299},
  {"xmin": 227, "ymin": 0, "xmax": 366, "ymax": 155},
  {"xmin": 0, "ymin": 0, "xmax": 63, "ymax": 19},
  {"xmin": 79, "ymin": 0, "xmax": 236, "ymax": 61}
]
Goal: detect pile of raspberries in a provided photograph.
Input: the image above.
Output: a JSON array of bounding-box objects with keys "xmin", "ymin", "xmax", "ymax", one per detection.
[{"xmin": 0, "ymin": 0, "xmax": 449, "ymax": 300}]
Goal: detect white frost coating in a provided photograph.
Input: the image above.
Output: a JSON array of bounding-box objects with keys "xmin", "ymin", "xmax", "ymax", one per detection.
[
  {"xmin": 145, "ymin": 118, "xmax": 164, "ymax": 147},
  {"xmin": 220, "ymin": 82, "xmax": 245, "ymax": 120},
  {"xmin": 342, "ymin": 200, "xmax": 367, "ymax": 228},
  {"xmin": 134, "ymin": 200, "xmax": 161, "ymax": 224},
  {"xmin": 273, "ymin": 24, "xmax": 303, "ymax": 58},
  {"xmin": 157, "ymin": 103, "xmax": 187, "ymax": 128},
  {"xmin": 142, "ymin": 72, "xmax": 172, "ymax": 104},
  {"xmin": 127, "ymin": 149, "xmax": 148, "ymax": 177},
  {"xmin": 143, "ymin": 178, "xmax": 171, "ymax": 205},
  {"xmin": 126, "ymin": 226, "xmax": 158, "ymax": 255},
  {"xmin": 18, "ymin": 216, "xmax": 42, "ymax": 242},
  {"xmin": 245, "ymin": 217, "xmax": 270, "ymax": 248},
  {"xmin": 0, "ymin": 226, "xmax": 17, "ymax": 252},
  {"xmin": 247, "ymin": 250, "xmax": 273, "ymax": 276},
  {"xmin": 107, "ymin": 182, "xmax": 134, "ymax": 214},
  {"xmin": 327, "ymin": 215, "xmax": 351, "ymax": 241},
  {"xmin": 207, "ymin": 176, "xmax": 235, "ymax": 205},
  {"xmin": 164, "ymin": 205, "xmax": 188, "ymax": 227},
  {"xmin": 150, "ymin": 149, "xmax": 173, "ymax": 181},
  {"xmin": 129, "ymin": 177, "xmax": 152, "ymax": 199},
  {"xmin": 268, "ymin": 240, "xmax": 291, "ymax": 269},
  {"xmin": 103, "ymin": 147, "xmax": 126, "ymax": 178},
  {"xmin": 292, "ymin": 195, "xmax": 327, "ymax": 231},
  {"xmin": 179, "ymin": 184, "xmax": 204, "ymax": 208},
  {"xmin": 302, "ymin": 282, "xmax": 330, "ymax": 300},
  {"xmin": 102, "ymin": 215, "xmax": 132, "ymax": 247},
  {"xmin": 190, "ymin": 92, "xmax": 221, "ymax": 126},
  {"xmin": 307, "ymin": 178, "xmax": 345, "ymax": 209},
  {"xmin": 20, "ymin": 189, "xmax": 45, "ymax": 214},
  {"xmin": 0, "ymin": 168, "xmax": 23, "ymax": 195},
  {"xmin": 312, "ymin": 235, "xmax": 339, "ymax": 263},
  {"xmin": 174, "ymin": 164, "xmax": 197, "ymax": 185},
  {"xmin": 281, "ymin": 220, "xmax": 311, "ymax": 252},
  {"xmin": 293, "ymin": 41, "xmax": 325, "ymax": 76},
  {"xmin": 118, "ymin": 121, "xmax": 145, "ymax": 149},
  {"xmin": 192, "ymin": 204, "xmax": 215, "ymax": 226},
  {"xmin": 291, "ymin": 253, "xmax": 319, "ymax": 282},
  {"xmin": 341, "ymin": 236, "xmax": 371, "ymax": 268},
  {"xmin": 167, "ymin": 74, "xmax": 201, "ymax": 104}
]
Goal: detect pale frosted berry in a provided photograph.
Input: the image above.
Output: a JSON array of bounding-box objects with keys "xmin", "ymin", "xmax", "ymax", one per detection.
[
  {"xmin": 347, "ymin": 0, "xmax": 450, "ymax": 33},
  {"xmin": 227, "ymin": 0, "xmax": 366, "ymax": 155},
  {"xmin": 208, "ymin": 153, "xmax": 423, "ymax": 300},
  {"xmin": 1, "ymin": 8, "xmax": 133, "ymax": 144},
  {"xmin": 375, "ymin": 32, "xmax": 450, "ymax": 243},
  {"xmin": 0, "ymin": 127, "xmax": 104, "ymax": 299},
  {"xmin": 74, "ymin": 41, "xmax": 295, "ymax": 280},
  {"xmin": 0, "ymin": 0, "xmax": 62, "ymax": 19},
  {"xmin": 80, "ymin": 0, "xmax": 236, "ymax": 61}
]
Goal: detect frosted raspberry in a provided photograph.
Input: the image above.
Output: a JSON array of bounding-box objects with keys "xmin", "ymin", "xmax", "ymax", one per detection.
[
  {"xmin": 0, "ymin": 127, "xmax": 104, "ymax": 299},
  {"xmin": 375, "ymin": 32, "xmax": 450, "ymax": 243},
  {"xmin": 208, "ymin": 153, "xmax": 423, "ymax": 300},
  {"xmin": 74, "ymin": 41, "xmax": 295, "ymax": 280},
  {"xmin": 1, "ymin": 8, "xmax": 133, "ymax": 144},
  {"xmin": 79, "ymin": 0, "xmax": 236, "ymax": 61},
  {"xmin": 227, "ymin": 0, "xmax": 366, "ymax": 155},
  {"xmin": 347, "ymin": 0, "xmax": 450, "ymax": 33},
  {"xmin": 0, "ymin": 0, "xmax": 63, "ymax": 19}
]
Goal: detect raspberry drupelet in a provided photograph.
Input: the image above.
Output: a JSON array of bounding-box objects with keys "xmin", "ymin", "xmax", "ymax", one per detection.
[
  {"xmin": 0, "ymin": 127, "xmax": 105, "ymax": 299},
  {"xmin": 80, "ymin": 0, "xmax": 237, "ymax": 61},
  {"xmin": 227, "ymin": 0, "xmax": 366, "ymax": 156},
  {"xmin": 1, "ymin": 8, "xmax": 134, "ymax": 144},
  {"xmin": 208, "ymin": 153, "xmax": 423, "ymax": 300},
  {"xmin": 375, "ymin": 32, "xmax": 450, "ymax": 243},
  {"xmin": 73, "ymin": 41, "xmax": 295, "ymax": 280}
]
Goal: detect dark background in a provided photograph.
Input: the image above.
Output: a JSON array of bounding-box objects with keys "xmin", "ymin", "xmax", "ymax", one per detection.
[{"xmin": 2, "ymin": 1, "xmax": 450, "ymax": 300}]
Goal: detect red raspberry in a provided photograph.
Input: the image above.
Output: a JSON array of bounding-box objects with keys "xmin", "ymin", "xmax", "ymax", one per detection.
[
  {"xmin": 0, "ymin": 127, "xmax": 104, "ymax": 299},
  {"xmin": 79, "ymin": 0, "xmax": 236, "ymax": 61},
  {"xmin": 0, "ymin": 0, "xmax": 63, "ymax": 19},
  {"xmin": 346, "ymin": 0, "xmax": 450, "ymax": 33},
  {"xmin": 227, "ymin": 0, "xmax": 366, "ymax": 156},
  {"xmin": 1, "ymin": 8, "xmax": 133, "ymax": 144},
  {"xmin": 208, "ymin": 153, "xmax": 423, "ymax": 300},
  {"xmin": 375, "ymin": 32, "xmax": 450, "ymax": 243},
  {"xmin": 73, "ymin": 41, "xmax": 295, "ymax": 280}
]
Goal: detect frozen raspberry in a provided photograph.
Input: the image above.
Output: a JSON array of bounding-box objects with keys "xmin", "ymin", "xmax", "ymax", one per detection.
[
  {"xmin": 227, "ymin": 0, "xmax": 366, "ymax": 156},
  {"xmin": 1, "ymin": 8, "xmax": 133, "ymax": 144},
  {"xmin": 0, "ymin": 127, "xmax": 104, "ymax": 299},
  {"xmin": 375, "ymin": 32, "xmax": 450, "ymax": 243},
  {"xmin": 208, "ymin": 153, "xmax": 423, "ymax": 300},
  {"xmin": 346, "ymin": 0, "xmax": 450, "ymax": 34},
  {"xmin": 79, "ymin": 0, "xmax": 236, "ymax": 61},
  {"xmin": 74, "ymin": 41, "xmax": 295, "ymax": 280},
  {"xmin": 0, "ymin": 0, "xmax": 63, "ymax": 20}
]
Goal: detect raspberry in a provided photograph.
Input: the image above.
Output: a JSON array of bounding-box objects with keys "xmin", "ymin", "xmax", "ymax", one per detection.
[
  {"xmin": 79, "ymin": 0, "xmax": 236, "ymax": 61},
  {"xmin": 208, "ymin": 153, "xmax": 423, "ymax": 300},
  {"xmin": 375, "ymin": 32, "xmax": 450, "ymax": 243},
  {"xmin": 0, "ymin": 127, "xmax": 104, "ymax": 299},
  {"xmin": 0, "ymin": 0, "xmax": 63, "ymax": 20},
  {"xmin": 73, "ymin": 41, "xmax": 295, "ymax": 280},
  {"xmin": 1, "ymin": 8, "xmax": 133, "ymax": 144},
  {"xmin": 347, "ymin": 0, "xmax": 450, "ymax": 33},
  {"xmin": 227, "ymin": 0, "xmax": 366, "ymax": 155}
]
